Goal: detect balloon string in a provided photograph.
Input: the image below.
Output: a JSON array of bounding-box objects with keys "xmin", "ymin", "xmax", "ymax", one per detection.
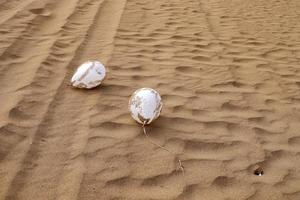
[{"xmin": 142, "ymin": 122, "xmax": 185, "ymax": 175}]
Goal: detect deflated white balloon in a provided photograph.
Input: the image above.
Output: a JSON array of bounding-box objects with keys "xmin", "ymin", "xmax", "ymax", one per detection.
[
  {"xmin": 129, "ymin": 88, "xmax": 162, "ymax": 125},
  {"xmin": 71, "ymin": 60, "xmax": 106, "ymax": 89}
]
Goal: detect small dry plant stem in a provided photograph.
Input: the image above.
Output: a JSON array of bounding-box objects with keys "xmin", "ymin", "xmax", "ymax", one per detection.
[{"xmin": 142, "ymin": 122, "xmax": 185, "ymax": 175}]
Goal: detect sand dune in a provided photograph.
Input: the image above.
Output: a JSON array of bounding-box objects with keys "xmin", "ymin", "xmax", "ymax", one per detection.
[{"xmin": 1, "ymin": 0, "xmax": 300, "ymax": 199}]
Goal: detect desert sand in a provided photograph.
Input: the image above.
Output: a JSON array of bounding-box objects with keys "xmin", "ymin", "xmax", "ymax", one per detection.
[{"xmin": 1, "ymin": 0, "xmax": 300, "ymax": 199}]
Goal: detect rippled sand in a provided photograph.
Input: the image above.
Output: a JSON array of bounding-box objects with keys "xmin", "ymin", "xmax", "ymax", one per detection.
[{"xmin": 1, "ymin": 0, "xmax": 300, "ymax": 199}]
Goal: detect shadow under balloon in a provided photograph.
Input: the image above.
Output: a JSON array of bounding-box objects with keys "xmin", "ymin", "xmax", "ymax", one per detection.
[{"xmin": 69, "ymin": 82, "xmax": 131, "ymax": 96}]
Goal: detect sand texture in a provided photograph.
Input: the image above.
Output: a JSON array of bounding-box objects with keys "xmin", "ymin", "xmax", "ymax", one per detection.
[{"xmin": 1, "ymin": 0, "xmax": 300, "ymax": 199}]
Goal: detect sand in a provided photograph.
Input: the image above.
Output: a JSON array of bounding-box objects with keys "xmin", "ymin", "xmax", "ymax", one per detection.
[{"xmin": 0, "ymin": 0, "xmax": 300, "ymax": 199}]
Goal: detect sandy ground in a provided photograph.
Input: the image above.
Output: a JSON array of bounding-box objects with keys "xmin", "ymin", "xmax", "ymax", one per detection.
[{"xmin": 1, "ymin": 0, "xmax": 300, "ymax": 199}]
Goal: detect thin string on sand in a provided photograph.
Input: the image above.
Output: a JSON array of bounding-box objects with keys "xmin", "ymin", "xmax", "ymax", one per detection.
[{"xmin": 142, "ymin": 122, "xmax": 185, "ymax": 175}]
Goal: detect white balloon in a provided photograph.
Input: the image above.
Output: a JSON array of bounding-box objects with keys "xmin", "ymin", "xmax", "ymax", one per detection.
[
  {"xmin": 71, "ymin": 60, "xmax": 106, "ymax": 89},
  {"xmin": 129, "ymin": 88, "xmax": 162, "ymax": 125}
]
